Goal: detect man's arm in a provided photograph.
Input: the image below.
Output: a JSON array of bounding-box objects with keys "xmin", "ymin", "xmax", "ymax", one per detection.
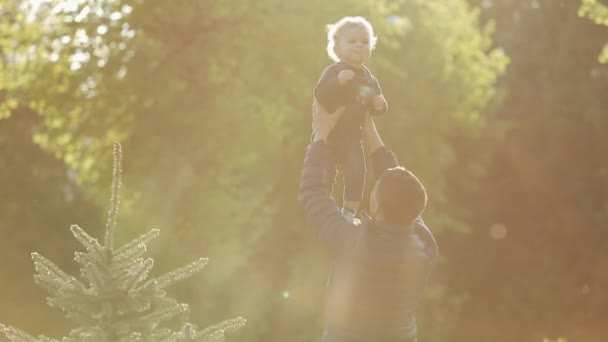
[
  {"xmin": 299, "ymin": 141, "xmax": 357, "ymax": 252},
  {"xmin": 414, "ymin": 216, "xmax": 439, "ymax": 266},
  {"xmin": 298, "ymin": 101, "xmax": 357, "ymax": 253},
  {"xmin": 362, "ymin": 113, "xmax": 399, "ymax": 179}
]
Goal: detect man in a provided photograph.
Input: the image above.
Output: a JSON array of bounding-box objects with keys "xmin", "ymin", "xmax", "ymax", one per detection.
[{"xmin": 299, "ymin": 101, "xmax": 439, "ymax": 342}]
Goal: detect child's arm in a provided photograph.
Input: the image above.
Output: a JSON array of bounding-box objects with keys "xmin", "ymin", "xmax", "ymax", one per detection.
[
  {"xmin": 370, "ymin": 75, "xmax": 388, "ymax": 116},
  {"xmin": 314, "ymin": 65, "xmax": 352, "ymax": 112}
]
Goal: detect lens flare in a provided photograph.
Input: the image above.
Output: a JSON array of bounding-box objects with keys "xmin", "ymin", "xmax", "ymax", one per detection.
[{"xmin": 359, "ymin": 85, "xmax": 373, "ymax": 97}]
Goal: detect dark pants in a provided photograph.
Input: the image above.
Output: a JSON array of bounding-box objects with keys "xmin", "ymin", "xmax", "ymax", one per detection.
[
  {"xmin": 331, "ymin": 141, "xmax": 366, "ymax": 204},
  {"xmin": 311, "ymin": 133, "xmax": 366, "ymax": 204}
]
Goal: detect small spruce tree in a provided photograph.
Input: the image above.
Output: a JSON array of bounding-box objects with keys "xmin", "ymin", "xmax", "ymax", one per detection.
[{"xmin": 0, "ymin": 142, "xmax": 245, "ymax": 342}]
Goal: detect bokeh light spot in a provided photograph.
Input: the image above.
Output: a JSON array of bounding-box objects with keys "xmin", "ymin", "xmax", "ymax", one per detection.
[
  {"xmin": 489, "ymin": 223, "xmax": 507, "ymax": 240},
  {"xmin": 387, "ymin": 15, "xmax": 399, "ymax": 25}
]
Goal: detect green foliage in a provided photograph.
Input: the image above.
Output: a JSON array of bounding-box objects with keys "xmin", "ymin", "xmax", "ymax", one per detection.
[
  {"xmin": 2, "ymin": 1, "xmax": 605, "ymax": 340},
  {"xmin": 368, "ymin": 0, "xmax": 509, "ymax": 233},
  {"xmin": 0, "ymin": 0, "xmax": 509, "ymax": 340},
  {"xmin": 445, "ymin": 1, "xmax": 608, "ymax": 341},
  {"xmin": 579, "ymin": 0, "xmax": 608, "ymax": 63},
  {"xmin": 0, "ymin": 143, "xmax": 245, "ymax": 342}
]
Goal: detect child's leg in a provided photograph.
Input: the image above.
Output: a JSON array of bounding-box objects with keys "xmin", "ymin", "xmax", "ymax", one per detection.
[
  {"xmin": 323, "ymin": 142, "xmax": 340, "ymax": 196},
  {"xmin": 340, "ymin": 142, "xmax": 366, "ymax": 214}
]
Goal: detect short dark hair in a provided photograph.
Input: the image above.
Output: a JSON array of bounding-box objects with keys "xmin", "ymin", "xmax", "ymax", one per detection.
[{"xmin": 377, "ymin": 166, "xmax": 427, "ymax": 225}]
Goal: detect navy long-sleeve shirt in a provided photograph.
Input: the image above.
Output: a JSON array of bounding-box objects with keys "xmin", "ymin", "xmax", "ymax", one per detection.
[
  {"xmin": 314, "ymin": 62, "xmax": 387, "ymax": 147},
  {"xmin": 299, "ymin": 141, "xmax": 438, "ymax": 341}
]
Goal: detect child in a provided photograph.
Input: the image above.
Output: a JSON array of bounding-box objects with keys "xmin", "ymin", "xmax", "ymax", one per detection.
[{"xmin": 314, "ymin": 16, "xmax": 388, "ymax": 220}]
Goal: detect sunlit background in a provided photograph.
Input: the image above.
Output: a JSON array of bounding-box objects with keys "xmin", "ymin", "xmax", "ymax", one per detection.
[{"xmin": 1, "ymin": 0, "xmax": 607, "ymax": 341}]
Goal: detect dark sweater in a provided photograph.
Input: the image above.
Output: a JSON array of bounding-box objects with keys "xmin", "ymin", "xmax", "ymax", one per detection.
[
  {"xmin": 314, "ymin": 62, "xmax": 387, "ymax": 147},
  {"xmin": 299, "ymin": 141, "xmax": 438, "ymax": 341}
]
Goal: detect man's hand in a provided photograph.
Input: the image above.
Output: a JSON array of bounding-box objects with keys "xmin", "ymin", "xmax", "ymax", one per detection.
[
  {"xmin": 373, "ymin": 95, "xmax": 387, "ymax": 112},
  {"xmin": 312, "ymin": 99, "xmax": 345, "ymax": 143},
  {"xmin": 338, "ymin": 70, "xmax": 355, "ymax": 85}
]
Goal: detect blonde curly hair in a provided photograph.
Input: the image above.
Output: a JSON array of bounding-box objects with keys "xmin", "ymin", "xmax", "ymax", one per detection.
[{"xmin": 326, "ymin": 16, "xmax": 378, "ymax": 62}]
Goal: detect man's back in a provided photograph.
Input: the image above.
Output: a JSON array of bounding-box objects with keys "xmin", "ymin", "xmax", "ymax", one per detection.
[
  {"xmin": 299, "ymin": 121, "xmax": 438, "ymax": 341},
  {"xmin": 323, "ymin": 217, "xmax": 435, "ymax": 341}
]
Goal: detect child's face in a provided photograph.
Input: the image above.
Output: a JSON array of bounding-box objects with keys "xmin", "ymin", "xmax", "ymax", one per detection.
[{"xmin": 335, "ymin": 25, "xmax": 372, "ymax": 67}]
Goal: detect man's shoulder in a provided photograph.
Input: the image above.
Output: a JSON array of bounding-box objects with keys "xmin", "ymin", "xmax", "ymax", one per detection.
[{"xmin": 412, "ymin": 217, "xmax": 439, "ymax": 263}]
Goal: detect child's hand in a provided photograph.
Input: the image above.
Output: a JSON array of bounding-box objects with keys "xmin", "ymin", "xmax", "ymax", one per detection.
[
  {"xmin": 373, "ymin": 95, "xmax": 387, "ymax": 112},
  {"xmin": 338, "ymin": 70, "xmax": 355, "ymax": 85}
]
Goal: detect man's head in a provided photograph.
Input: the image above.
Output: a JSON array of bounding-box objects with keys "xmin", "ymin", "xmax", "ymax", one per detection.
[{"xmin": 369, "ymin": 166, "xmax": 427, "ymax": 225}]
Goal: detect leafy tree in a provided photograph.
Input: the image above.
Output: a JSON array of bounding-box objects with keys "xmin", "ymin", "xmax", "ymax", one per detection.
[
  {"xmin": 446, "ymin": 1, "xmax": 608, "ymax": 341},
  {"xmin": 579, "ymin": 0, "xmax": 608, "ymax": 63}
]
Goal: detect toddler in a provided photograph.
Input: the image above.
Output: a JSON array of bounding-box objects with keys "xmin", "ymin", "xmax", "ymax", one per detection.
[{"xmin": 313, "ymin": 16, "xmax": 388, "ymax": 219}]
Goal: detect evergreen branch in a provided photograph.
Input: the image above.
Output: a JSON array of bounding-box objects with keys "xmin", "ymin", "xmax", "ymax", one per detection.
[
  {"xmin": 39, "ymin": 336, "xmax": 59, "ymax": 342},
  {"xmin": 111, "ymin": 256, "xmax": 145, "ymax": 277},
  {"xmin": 147, "ymin": 328, "xmax": 174, "ymax": 341},
  {"xmin": 132, "ymin": 278, "xmax": 166, "ymax": 301},
  {"xmin": 115, "ymin": 294, "xmax": 152, "ymax": 314},
  {"xmin": 112, "ymin": 267, "xmax": 143, "ymax": 290},
  {"xmin": 75, "ymin": 253, "xmax": 112, "ymax": 278},
  {"xmin": 31, "ymin": 252, "xmax": 78, "ymax": 284},
  {"xmin": 178, "ymin": 323, "xmax": 197, "ymax": 340},
  {"xmin": 74, "ymin": 251, "xmax": 117, "ymax": 290},
  {"xmin": 74, "ymin": 252, "xmax": 109, "ymax": 278},
  {"xmin": 113, "ymin": 228, "xmax": 160, "ymax": 260},
  {"xmin": 46, "ymin": 286, "xmax": 105, "ymax": 315},
  {"xmin": 70, "ymin": 225, "xmax": 105, "ymax": 259},
  {"xmin": 154, "ymin": 258, "xmax": 209, "ymax": 289},
  {"xmin": 104, "ymin": 141, "xmax": 122, "ymax": 250},
  {"xmin": 124, "ymin": 331, "xmax": 144, "ymax": 341},
  {"xmin": 47, "ymin": 293, "xmax": 92, "ymax": 314},
  {"xmin": 31, "ymin": 252, "xmax": 85, "ymax": 295},
  {"xmin": 124, "ymin": 257, "xmax": 154, "ymax": 292},
  {"xmin": 63, "ymin": 326, "xmax": 105, "ymax": 342},
  {"xmin": 113, "ymin": 246, "xmax": 146, "ymax": 270},
  {"xmin": 196, "ymin": 317, "xmax": 247, "ymax": 340},
  {"xmin": 129, "ymin": 303, "xmax": 189, "ymax": 328},
  {"xmin": 65, "ymin": 308, "xmax": 103, "ymax": 328},
  {"xmin": 0, "ymin": 323, "xmax": 59, "ymax": 342},
  {"xmin": 201, "ymin": 329, "xmax": 224, "ymax": 342},
  {"xmin": 73, "ymin": 251, "xmax": 90, "ymax": 267},
  {"xmin": 81, "ymin": 261, "xmax": 108, "ymax": 290}
]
